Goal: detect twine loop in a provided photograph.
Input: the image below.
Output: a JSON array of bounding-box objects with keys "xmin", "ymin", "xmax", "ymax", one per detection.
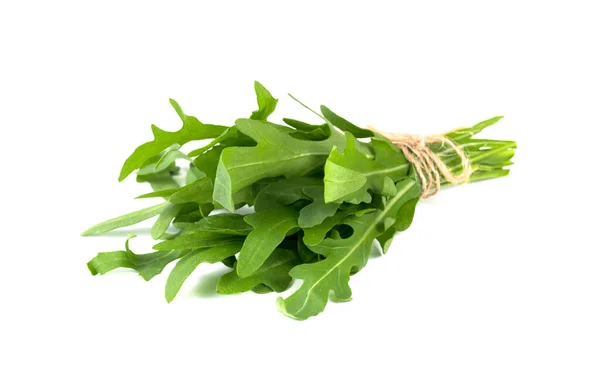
[{"xmin": 368, "ymin": 127, "xmax": 472, "ymax": 198}]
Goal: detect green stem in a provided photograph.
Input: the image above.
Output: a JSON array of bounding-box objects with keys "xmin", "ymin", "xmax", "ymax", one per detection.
[{"xmin": 432, "ymin": 132, "xmax": 516, "ymax": 186}]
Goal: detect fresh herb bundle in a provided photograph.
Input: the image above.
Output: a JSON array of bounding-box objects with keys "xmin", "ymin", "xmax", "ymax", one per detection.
[{"xmin": 82, "ymin": 82, "xmax": 516, "ymax": 320}]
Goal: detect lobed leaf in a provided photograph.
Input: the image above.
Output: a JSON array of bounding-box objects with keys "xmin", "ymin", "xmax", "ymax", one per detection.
[
  {"xmin": 176, "ymin": 213, "xmax": 252, "ymax": 235},
  {"xmin": 165, "ymin": 241, "xmax": 244, "ymax": 302},
  {"xmin": 87, "ymin": 235, "xmax": 185, "ymax": 280},
  {"xmin": 277, "ymin": 179, "xmax": 420, "ymax": 320},
  {"xmin": 324, "ymin": 133, "xmax": 409, "ymax": 203},
  {"xmin": 250, "ymin": 81, "xmax": 278, "ymax": 121},
  {"xmin": 298, "ymin": 187, "xmax": 340, "ymax": 228},
  {"xmin": 81, "ymin": 202, "xmax": 167, "ymax": 236},
  {"xmin": 217, "ymin": 248, "xmax": 301, "ymax": 294},
  {"xmin": 237, "ymin": 206, "xmax": 299, "ymax": 278},
  {"xmin": 320, "ymin": 105, "xmax": 374, "ymax": 138},
  {"xmin": 151, "ymin": 203, "xmax": 185, "ymax": 240},
  {"xmin": 213, "ymin": 119, "xmax": 345, "ymax": 211},
  {"xmin": 119, "ymin": 99, "xmax": 227, "ymax": 181}
]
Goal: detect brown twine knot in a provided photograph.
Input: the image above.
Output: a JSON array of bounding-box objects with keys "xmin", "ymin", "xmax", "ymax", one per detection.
[{"xmin": 368, "ymin": 126, "xmax": 472, "ymax": 198}]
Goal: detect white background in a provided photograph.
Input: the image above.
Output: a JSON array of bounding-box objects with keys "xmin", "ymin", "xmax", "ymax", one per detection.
[{"xmin": 1, "ymin": 1, "xmax": 599, "ymax": 379}]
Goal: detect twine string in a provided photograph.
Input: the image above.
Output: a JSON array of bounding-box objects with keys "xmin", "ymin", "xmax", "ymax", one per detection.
[{"xmin": 367, "ymin": 127, "xmax": 472, "ymax": 198}]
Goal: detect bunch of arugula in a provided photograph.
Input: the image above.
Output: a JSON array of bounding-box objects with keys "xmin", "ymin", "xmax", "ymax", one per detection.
[{"xmin": 82, "ymin": 82, "xmax": 516, "ymax": 320}]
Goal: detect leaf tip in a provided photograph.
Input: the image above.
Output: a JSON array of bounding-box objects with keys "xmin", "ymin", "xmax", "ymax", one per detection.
[
  {"xmin": 235, "ymin": 262, "xmax": 251, "ymax": 279},
  {"xmin": 118, "ymin": 166, "xmax": 130, "ymax": 182},
  {"xmin": 169, "ymin": 98, "xmax": 186, "ymax": 121},
  {"xmin": 87, "ymin": 260, "xmax": 98, "ymax": 275},
  {"xmin": 276, "ymin": 297, "xmax": 304, "ymax": 321}
]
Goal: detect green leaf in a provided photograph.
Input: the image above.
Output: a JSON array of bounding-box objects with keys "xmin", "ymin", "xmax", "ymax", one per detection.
[
  {"xmin": 320, "ymin": 105, "xmax": 374, "ymax": 138},
  {"xmin": 165, "ymin": 241, "xmax": 244, "ymax": 302},
  {"xmin": 290, "ymin": 128, "xmax": 330, "ymax": 141},
  {"xmin": 297, "ymin": 235, "xmax": 317, "ymax": 263},
  {"xmin": 376, "ymin": 227, "xmax": 396, "ymax": 254},
  {"xmin": 136, "ymin": 188, "xmax": 179, "ymax": 200},
  {"xmin": 87, "ymin": 235, "xmax": 185, "ymax": 280},
  {"xmin": 217, "ymin": 248, "xmax": 301, "ymax": 294},
  {"xmin": 187, "ymin": 129, "xmax": 230, "ymax": 158},
  {"xmin": 171, "ymin": 204, "xmax": 207, "ymax": 224},
  {"xmin": 298, "ymin": 187, "xmax": 340, "ymax": 228},
  {"xmin": 187, "ymin": 127, "xmax": 256, "ymax": 158},
  {"xmin": 250, "ymin": 81, "xmax": 278, "ymax": 121},
  {"xmin": 376, "ymin": 197, "xmax": 419, "ymax": 253},
  {"xmin": 222, "ymin": 255, "xmax": 237, "ymax": 269},
  {"xmin": 153, "ymin": 231, "xmax": 243, "ymax": 251},
  {"xmin": 135, "ymin": 149, "xmax": 182, "ymax": 192},
  {"xmin": 394, "ymin": 197, "xmax": 419, "ymax": 232},
  {"xmin": 324, "ymin": 133, "xmax": 409, "ymax": 203},
  {"xmin": 283, "ymin": 118, "xmax": 328, "ymax": 132},
  {"xmin": 175, "ymin": 213, "xmax": 252, "ymax": 235},
  {"xmin": 151, "ymin": 202, "xmax": 184, "ymax": 240},
  {"xmin": 254, "ymin": 177, "xmax": 322, "ymax": 212},
  {"xmin": 283, "ymin": 119, "xmax": 331, "ymax": 141},
  {"xmin": 192, "ymin": 147, "xmax": 223, "ymax": 181},
  {"xmin": 213, "ymin": 119, "xmax": 345, "ymax": 211},
  {"xmin": 154, "ymin": 144, "xmax": 190, "ymax": 172},
  {"xmin": 277, "ymin": 178, "xmax": 419, "ymax": 320},
  {"xmin": 446, "ymin": 116, "xmax": 504, "ymax": 143},
  {"xmin": 136, "ymin": 176, "xmax": 214, "ymax": 206},
  {"xmin": 81, "ymin": 202, "xmax": 167, "ymax": 236},
  {"xmin": 302, "ymin": 205, "xmax": 364, "ymax": 246},
  {"xmin": 169, "ymin": 177, "xmax": 213, "ymax": 205},
  {"xmin": 252, "ymin": 284, "xmax": 274, "ymax": 294},
  {"xmin": 187, "ymin": 81, "xmax": 271, "ymax": 157},
  {"xmin": 185, "ymin": 167, "xmax": 204, "ymax": 185},
  {"xmin": 119, "ymin": 99, "xmax": 227, "ymax": 181},
  {"xmin": 237, "ymin": 206, "xmax": 299, "ymax": 278}
]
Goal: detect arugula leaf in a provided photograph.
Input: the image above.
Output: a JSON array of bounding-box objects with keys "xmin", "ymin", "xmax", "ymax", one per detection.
[
  {"xmin": 250, "ymin": 81, "xmax": 278, "ymax": 121},
  {"xmin": 217, "ymin": 248, "xmax": 301, "ymax": 294},
  {"xmin": 283, "ymin": 118, "xmax": 328, "ymax": 132},
  {"xmin": 394, "ymin": 198, "xmax": 419, "ymax": 232},
  {"xmin": 175, "ymin": 213, "xmax": 252, "ymax": 235},
  {"xmin": 237, "ymin": 206, "xmax": 299, "ymax": 278},
  {"xmin": 446, "ymin": 116, "xmax": 504, "ymax": 143},
  {"xmin": 253, "ymin": 177, "xmax": 322, "ymax": 212},
  {"xmin": 324, "ymin": 133, "xmax": 409, "ymax": 203},
  {"xmin": 283, "ymin": 118, "xmax": 331, "ymax": 141},
  {"xmin": 151, "ymin": 202, "xmax": 185, "ymax": 239},
  {"xmin": 119, "ymin": 99, "xmax": 227, "ymax": 181},
  {"xmin": 153, "ymin": 231, "xmax": 244, "ymax": 251},
  {"xmin": 137, "ymin": 176, "xmax": 213, "ymax": 207},
  {"xmin": 297, "ymin": 235, "xmax": 317, "ymax": 263},
  {"xmin": 251, "ymin": 284, "xmax": 274, "ymax": 294},
  {"xmin": 298, "ymin": 187, "xmax": 340, "ymax": 228},
  {"xmin": 213, "ymin": 119, "xmax": 345, "ymax": 211},
  {"xmin": 169, "ymin": 177, "xmax": 213, "ymax": 205},
  {"xmin": 154, "ymin": 144, "xmax": 190, "ymax": 172},
  {"xmin": 87, "ymin": 235, "xmax": 185, "ymax": 280},
  {"xmin": 375, "ymin": 226, "xmax": 396, "ymax": 254},
  {"xmin": 81, "ymin": 202, "xmax": 167, "ymax": 236},
  {"xmin": 136, "ymin": 152, "xmax": 181, "ymax": 192},
  {"xmin": 320, "ymin": 105, "xmax": 374, "ymax": 138},
  {"xmin": 192, "ymin": 147, "xmax": 223, "ymax": 181},
  {"xmin": 187, "ymin": 127, "xmax": 256, "ymax": 158},
  {"xmin": 171, "ymin": 204, "xmax": 207, "ymax": 224},
  {"xmin": 377, "ymin": 197, "xmax": 419, "ymax": 253},
  {"xmin": 277, "ymin": 178, "xmax": 419, "ymax": 320},
  {"xmin": 187, "ymin": 82, "xmax": 273, "ymax": 157},
  {"xmin": 165, "ymin": 241, "xmax": 244, "ymax": 302},
  {"xmin": 302, "ymin": 205, "xmax": 364, "ymax": 246}
]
